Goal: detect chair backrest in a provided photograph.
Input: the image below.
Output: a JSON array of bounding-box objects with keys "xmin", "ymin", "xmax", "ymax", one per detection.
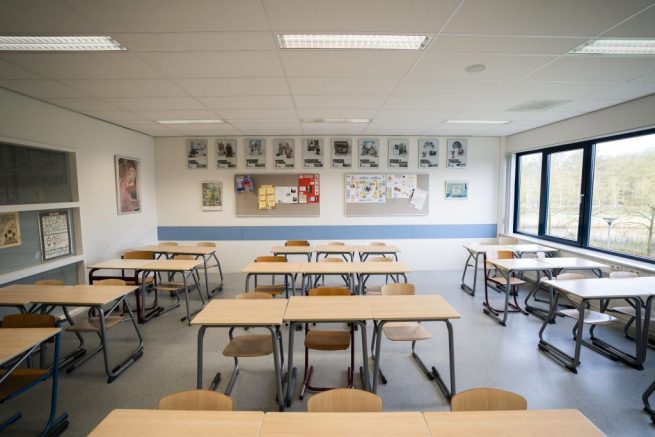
[
  {"xmin": 610, "ymin": 271, "xmax": 638, "ymax": 279},
  {"xmin": 308, "ymin": 287, "xmax": 350, "ymax": 296},
  {"xmin": 197, "ymin": 242, "xmax": 216, "ymax": 247},
  {"xmin": 94, "ymin": 279, "xmax": 127, "ymax": 286},
  {"xmin": 307, "ymin": 388, "xmax": 383, "ymax": 412},
  {"xmin": 235, "ymin": 292, "xmax": 273, "ymax": 300},
  {"xmin": 320, "ymin": 257, "xmax": 344, "ymax": 263},
  {"xmin": 487, "ymin": 250, "xmax": 513, "ymax": 260},
  {"xmin": 498, "ymin": 236, "xmax": 519, "ymax": 245},
  {"xmin": 450, "ymin": 388, "xmax": 527, "ymax": 412},
  {"xmin": 2, "ymin": 313, "xmax": 56, "ymax": 329},
  {"xmin": 327, "ymin": 241, "xmax": 345, "ymax": 246},
  {"xmin": 286, "ymin": 240, "xmax": 310, "ymax": 246},
  {"xmin": 367, "ymin": 256, "xmax": 392, "ymax": 262},
  {"xmin": 174, "ymin": 255, "xmax": 195, "ymax": 260},
  {"xmin": 34, "ymin": 279, "xmax": 64, "ymax": 286},
  {"xmin": 255, "ymin": 256, "xmax": 286, "ymax": 263},
  {"xmin": 368, "ymin": 242, "xmax": 386, "ymax": 246},
  {"xmin": 158, "ymin": 389, "xmax": 233, "ymax": 411},
  {"xmin": 122, "ymin": 250, "xmax": 155, "ymax": 260},
  {"xmin": 381, "ymin": 283, "xmax": 415, "ymax": 296},
  {"xmin": 159, "ymin": 242, "xmax": 178, "ymax": 246},
  {"xmin": 556, "ymin": 273, "xmax": 584, "ymax": 281}
]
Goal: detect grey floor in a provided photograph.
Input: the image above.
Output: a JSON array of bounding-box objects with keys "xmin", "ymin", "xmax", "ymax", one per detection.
[{"xmin": 2, "ymin": 270, "xmax": 655, "ymax": 436}]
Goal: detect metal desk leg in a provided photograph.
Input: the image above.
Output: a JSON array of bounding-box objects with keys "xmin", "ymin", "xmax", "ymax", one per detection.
[
  {"xmin": 267, "ymin": 326, "xmax": 286, "ymax": 411},
  {"xmin": 460, "ymin": 250, "xmax": 480, "ymax": 296},
  {"xmin": 197, "ymin": 326, "xmax": 207, "ymax": 389},
  {"xmin": 98, "ymin": 299, "xmax": 144, "ymax": 383},
  {"xmin": 181, "ymin": 269, "xmax": 206, "ymax": 325},
  {"xmin": 206, "ymin": 252, "xmax": 225, "ymax": 298},
  {"xmin": 482, "ymin": 268, "xmax": 511, "ymax": 326},
  {"xmin": 643, "ymin": 378, "xmax": 655, "ymax": 420},
  {"xmin": 284, "ymin": 321, "xmax": 298, "ymax": 407},
  {"xmin": 357, "ymin": 321, "xmax": 370, "ymax": 391},
  {"xmin": 537, "ymin": 290, "xmax": 584, "ymax": 373}
]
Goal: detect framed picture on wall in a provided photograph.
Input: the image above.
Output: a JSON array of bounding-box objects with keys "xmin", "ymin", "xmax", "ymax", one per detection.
[
  {"xmin": 358, "ymin": 138, "xmax": 379, "ymax": 168},
  {"xmin": 273, "ymin": 138, "xmax": 295, "ymax": 168},
  {"xmin": 445, "ymin": 180, "xmax": 468, "ymax": 200},
  {"xmin": 245, "ymin": 139, "xmax": 266, "ymax": 168},
  {"xmin": 39, "ymin": 210, "xmax": 71, "ymax": 260},
  {"xmin": 0, "ymin": 212, "xmax": 21, "ymax": 249},
  {"xmin": 201, "ymin": 181, "xmax": 223, "ymax": 211},
  {"xmin": 418, "ymin": 138, "xmax": 439, "ymax": 168},
  {"xmin": 115, "ymin": 155, "xmax": 141, "ymax": 214},
  {"xmin": 186, "ymin": 139, "xmax": 208, "ymax": 169},
  {"xmin": 216, "ymin": 139, "xmax": 237, "ymax": 168},
  {"xmin": 447, "ymin": 138, "xmax": 468, "ymax": 168},
  {"xmin": 331, "ymin": 138, "xmax": 352, "ymax": 168},
  {"xmin": 302, "ymin": 138, "xmax": 324, "ymax": 168},
  {"xmin": 388, "ymin": 138, "xmax": 409, "ymax": 168}
]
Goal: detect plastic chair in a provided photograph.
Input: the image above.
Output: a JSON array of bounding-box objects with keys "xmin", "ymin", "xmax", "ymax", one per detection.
[
  {"xmin": 307, "ymin": 388, "xmax": 382, "ymax": 412},
  {"xmin": 300, "ymin": 287, "xmax": 354, "ymax": 400},
  {"xmin": 159, "ymin": 390, "xmax": 233, "ymax": 411},
  {"xmin": 450, "ymin": 387, "xmax": 527, "ymax": 411}
]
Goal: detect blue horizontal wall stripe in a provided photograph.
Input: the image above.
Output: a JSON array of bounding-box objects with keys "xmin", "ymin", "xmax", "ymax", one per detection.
[{"xmin": 158, "ymin": 224, "xmax": 497, "ymax": 241}]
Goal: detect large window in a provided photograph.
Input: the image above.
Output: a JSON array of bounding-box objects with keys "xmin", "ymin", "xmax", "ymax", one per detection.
[{"xmin": 513, "ymin": 128, "xmax": 655, "ymax": 263}]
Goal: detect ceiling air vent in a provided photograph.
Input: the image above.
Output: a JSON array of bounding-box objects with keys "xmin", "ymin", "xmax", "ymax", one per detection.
[{"xmin": 507, "ymin": 100, "xmax": 570, "ymax": 112}]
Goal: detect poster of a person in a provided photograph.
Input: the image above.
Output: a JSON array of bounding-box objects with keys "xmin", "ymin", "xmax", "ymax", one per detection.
[
  {"xmin": 216, "ymin": 139, "xmax": 237, "ymax": 168},
  {"xmin": 115, "ymin": 156, "xmax": 141, "ymax": 214},
  {"xmin": 359, "ymin": 138, "xmax": 379, "ymax": 168},
  {"xmin": 303, "ymin": 138, "xmax": 324, "ymax": 168},
  {"xmin": 274, "ymin": 138, "xmax": 295, "ymax": 168},
  {"xmin": 186, "ymin": 139, "xmax": 208, "ymax": 169}
]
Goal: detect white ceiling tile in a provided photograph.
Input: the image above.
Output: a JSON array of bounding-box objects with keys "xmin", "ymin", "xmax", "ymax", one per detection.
[
  {"xmin": 0, "ymin": 0, "xmax": 99, "ymax": 33},
  {"xmin": 410, "ymin": 53, "xmax": 555, "ymax": 80},
  {"xmin": 603, "ymin": 6, "xmax": 655, "ymax": 37},
  {"xmin": 375, "ymin": 109, "xmax": 457, "ymax": 120},
  {"xmin": 294, "ymin": 95, "xmax": 387, "ymax": 109},
  {"xmin": 113, "ymin": 32, "xmax": 275, "ymax": 52},
  {"xmin": 64, "ymin": 0, "xmax": 269, "ymax": 32},
  {"xmin": 136, "ymin": 52, "xmax": 284, "ymax": 78},
  {"xmin": 230, "ymin": 122, "xmax": 300, "ymax": 130},
  {"xmin": 548, "ymin": 99, "xmax": 626, "ymax": 113},
  {"xmin": 240, "ymin": 128, "xmax": 302, "ymax": 135},
  {"xmin": 167, "ymin": 125, "xmax": 243, "ymax": 135},
  {"xmin": 580, "ymin": 81, "xmax": 655, "ymax": 101},
  {"xmin": 198, "ymin": 96, "xmax": 295, "ymax": 110},
  {"xmin": 133, "ymin": 109, "xmax": 220, "ymax": 121},
  {"xmin": 1, "ymin": 53, "xmax": 162, "ymax": 80},
  {"xmin": 0, "ymin": 80, "xmax": 90, "ymax": 99},
  {"xmin": 382, "ymin": 95, "xmax": 480, "ymax": 110},
  {"xmin": 393, "ymin": 79, "xmax": 508, "ymax": 97},
  {"xmin": 85, "ymin": 110, "xmax": 148, "ymax": 122},
  {"xmin": 430, "ymin": 35, "xmax": 586, "ymax": 55},
  {"xmin": 498, "ymin": 81, "xmax": 615, "ymax": 100},
  {"xmin": 61, "ymin": 79, "xmax": 187, "ymax": 98},
  {"xmin": 0, "ymin": 59, "xmax": 45, "ymax": 80},
  {"xmin": 451, "ymin": 108, "xmax": 584, "ymax": 122},
  {"xmin": 111, "ymin": 121, "xmax": 179, "ymax": 135},
  {"xmin": 263, "ymin": 0, "xmax": 459, "ymax": 33},
  {"xmin": 46, "ymin": 98, "xmax": 122, "ymax": 111},
  {"xmin": 104, "ymin": 97, "xmax": 206, "ymax": 111},
  {"xmin": 632, "ymin": 71, "xmax": 655, "ymax": 83},
  {"xmin": 296, "ymin": 109, "xmax": 376, "ymax": 119},
  {"xmin": 527, "ymin": 56, "xmax": 655, "ymax": 82},
  {"xmin": 175, "ymin": 78, "xmax": 290, "ymax": 96},
  {"xmin": 302, "ymin": 126, "xmax": 367, "ymax": 135},
  {"xmin": 281, "ymin": 51, "xmax": 420, "ymax": 78},
  {"xmin": 216, "ymin": 109, "xmax": 298, "ymax": 119},
  {"xmin": 365, "ymin": 120, "xmax": 436, "ymax": 131},
  {"xmin": 420, "ymin": 124, "xmax": 491, "ymax": 135},
  {"xmin": 443, "ymin": 0, "xmax": 654, "ymax": 37},
  {"xmin": 288, "ymin": 78, "xmax": 398, "ymax": 96}
]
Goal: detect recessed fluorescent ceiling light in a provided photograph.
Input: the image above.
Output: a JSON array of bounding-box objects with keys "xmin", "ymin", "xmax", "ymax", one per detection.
[
  {"xmin": 0, "ymin": 36, "xmax": 125, "ymax": 51},
  {"xmin": 301, "ymin": 118, "xmax": 370, "ymax": 123},
  {"xmin": 278, "ymin": 34, "xmax": 431, "ymax": 50},
  {"xmin": 156, "ymin": 120, "xmax": 224, "ymax": 125},
  {"xmin": 569, "ymin": 39, "xmax": 655, "ymax": 55},
  {"xmin": 444, "ymin": 120, "xmax": 509, "ymax": 125}
]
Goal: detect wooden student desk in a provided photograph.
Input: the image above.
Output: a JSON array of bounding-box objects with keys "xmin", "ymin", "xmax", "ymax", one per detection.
[
  {"xmin": 0, "ymin": 328, "xmax": 69, "ymax": 435},
  {"xmin": 242, "ymin": 262, "xmax": 302, "ymax": 297},
  {"xmin": 271, "ymin": 245, "xmax": 313, "ymax": 261},
  {"xmin": 298, "ymin": 262, "xmax": 359, "ymax": 294},
  {"xmin": 282, "ymin": 296, "xmax": 373, "ymax": 407},
  {"xmin": 89, "ymin": 409, "xmax": 264, "ymax": 436},
  {"xmin": 312, "ymin": 244, "xmax": 359, "ymax": 262},
  {"xmin": 368, "ymin": 295, "xmax": 461, "ymax": 400},
  {"xmin": 191, "ymin": 299, "xmax": 289, "ymax": 411},
  {"xmin": 133, "ymin": 244, "xmax": 225, "ymax": 298},
  {"xmin": 354, "ymin": 261, "xmax": 412, "ymax": 295},
  {"xmin": 260, "ymin": 412, "xmax": 430, "ymax": 437},
  {"xmin": 423, "ymin": 409, "xmax": 604, "ymax": 436},
  {"xmin": 356, "ymin": 245, "xmax": 401, "ymax": 261}
]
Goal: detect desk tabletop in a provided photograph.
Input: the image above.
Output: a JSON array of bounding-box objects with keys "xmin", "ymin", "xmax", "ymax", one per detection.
[
  {"xmin": 87, "ymin": 259, "xmax": 153, "ymax": 270},
  {"xmin": 0, "ymin": 284, "xmax": 71, "ymax": 306},
  {"xmin": 141, "ymin": 259, "xmax": 203, "ymax": 272},
  {"xmin": 0, "ymin": 328, "xmax": 61, "ymax": 365},
  {"xmin": 356, "ymin": 245, "xmax": 401, "ymax": 254},
  {"xmin": 541, "ymin": 257, "xmax": 608, "ymax": 270},
  {"xmin": 487, "ymin": 258, "xmax": 553, "ymax": 271},
  {"xmin": 284, "ymin": 296, "xmax": 372, "ymax": 322},
  {"xmin": 313, "ymin": 245, "xmax": 359, "ymax": 253},
  {"xmin": 271, "ymin": 246, "xmax": 313, "ymax": 254},
  {"xmin": 463, "ymin": 244, "xmax": 512, "ymax": 253},
  {"xmin": 134, "ymin": 245, "xmax": 216, "ymax": 255},
  {"xmin": 31, "ymin": 285, "xmax": 137, "ymax": 306},
  {"xmin": 191, "ymin": 299, "xmax": 288, "ymax": 326},
  {"xmin": 354, "ymin": 261, "xmax": 412, "ymax": 274},
  {"xmin": 368, "ymin": 295, "xmax": 461, "ymax": 321},
  {"xmin": 544, "ymin": 277, "xmax": 654, "ymax": 298},
  {"xmin": 503, "ymin": 244, "xmax": 558, "ymax": 253},
  {"xmin": 298, "ymin": 262, "xmax": 360, "ymax": 274},
  {"xmin": 89, "ymin": 409, "xmax": 264, "ymax": 437},
  {"xmin": 621, "ymin": 276, "xmax": 655, "ymax": 293},
  {"xmin": 260, "ymin": 412, "xmax": 430, "ymax": 437},
  {"xmin": 423, "ymin": 409, "xmax": 603, "ymax": 436},
  {"xmin": 243, "ymin": 262, "xmax": 303, "ymax": 274}
]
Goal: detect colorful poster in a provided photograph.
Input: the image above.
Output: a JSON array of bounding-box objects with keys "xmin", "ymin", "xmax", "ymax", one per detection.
[
  {"xmin": 298, "ymin": 174, "xmax": 320, "ymax": 204},
  {"xmin": 302, "ymin": 138, "xmax": 324, "ymax": 168},
  {"xmin": 246, "ymin": 139, "xmax": 266, "ymax": 168},
  {"xmin": 418, "ymin": 138, "xmax": 439, "ymax": 168},
  {"xmin": 201, "ymin": 181, "xmax": 222, "ymax": 211},
  {"xmin": 447, "ymin": 138, "xmax": 468, "ymax": 168},
  {"xmin": 388, "ymin": 138, "xmax": 409, "ymax": 168},
  {"xmin": 445, "ymin": 180, "xmax": 469, "ymax": 199},
  {"xmin": 186, "ymin": 139, "xmax": 208, "ymax": 169},
  {"xmin": 331, "ymin": 138, "xmax": 352, "ymax": 168},
  {"xmin": 39, "ymin": 210, "xmax": 71, "ymax": 260},
  {"xmin": 258, "ymin": 184, "xmax": 276, "ymax": 209},
  {"xmin": 345, "ymin": 174, "xmax": 386, "ymax": 203},
  {"xmin": 235, "ymin": 175, "xmax": 255, "ymax": 193},
  {"xmin": 0, "ymin": 212, "xmax": 21, "ymax": 249},
  {"xmin": 216, "ymin": 139, "xmax": 237, "ymax": 168},
  {"xmin": 386, "ymin": 174, "xmax": 417, "ymax": 199},
  {"xmin": 115, "ymin": 155, "xmax": 141, "ymax": 214},
  {"xmin": 274, "ymin": 138, "xmax": 295, "ymax": 168},
  {"xmin": 275, "ymin": 186, "xmax": 299, "ymax": 204},
  {"xmin": 358, "ymin": 138, "xmax": 379, "ymax": 168}
]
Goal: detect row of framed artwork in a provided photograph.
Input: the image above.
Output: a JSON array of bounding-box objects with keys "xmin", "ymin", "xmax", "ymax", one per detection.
[{"xmin": 185, "ymin": 137, "xmax": 468, "ymax": 170}]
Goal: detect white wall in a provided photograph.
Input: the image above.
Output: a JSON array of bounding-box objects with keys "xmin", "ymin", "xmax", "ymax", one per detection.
[
  {"xmin": 155, "ymin": 136, "xmax": 501, "ymax": 270},
  {"xmin": 0, "ymin": 88, "xmax": 158, "ymax": 266}
]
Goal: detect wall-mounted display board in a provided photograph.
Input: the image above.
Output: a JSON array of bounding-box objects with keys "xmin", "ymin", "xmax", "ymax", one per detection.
[
  {"xmin": 235, "ymin": 173, "xmax": 320, "ymax": 217},
  {"xmin": 344, "ymin": 173, "xmax": 429, "ymax": 216}
]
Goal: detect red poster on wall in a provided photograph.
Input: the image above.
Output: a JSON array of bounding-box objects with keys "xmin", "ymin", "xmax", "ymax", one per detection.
[{"xmin": 298, "ymin": 174, "xmax": 319, "ymax": 204}]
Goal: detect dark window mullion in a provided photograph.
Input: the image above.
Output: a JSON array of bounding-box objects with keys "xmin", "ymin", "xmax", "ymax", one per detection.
[
  {"xmin": 537, "ymin": 152, "xmax": 550, "ymax": 236},
  {"xmin": 513, "ymin": 154, "xmax": 522, "ymax": 233},
  {"xmin": 579, "ymin": 143, "xmax": 595, "ymax": 247}
]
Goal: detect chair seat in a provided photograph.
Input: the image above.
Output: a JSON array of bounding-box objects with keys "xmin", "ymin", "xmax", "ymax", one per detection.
[
  {"xmin": 0, "ymin": 368, "xmax": 48, "ymax": 398},
  {"xmin": 365, "ymin": 286, "xmax": 382, "ymax": 295},
  {"xmin": 609, "ymin": 306, "xmax": 655, "ymax": 321},
  {"xmin": 126, "ymin": 276, "xmax": 154, "ymax": 286},
  {"xmin": 383, "ymin": 322, "xmax": 432, "ymax": 341},
  {"xmin": 222, "ymin": 335, "xmax": 273, "ymax": 357},
  {"xmin": 65, "ymin": 315, "xmax": 125, "ymax": 333},
  {"xmin": 156, "ymin": 282, "xmax": 185, "ymax": 292},
  {"xmin": 559, "ymin": 309, "xmax": 617, "ymax": 324},
  {"xmin": 255, "ymin": 285, "xmax": 285, "ymax": 295},
  {"xmin": 488, "ymin": 276, "xmax": 525, "ymax": 286},
  {"xmin": 305, "ymin": 330, "xmax": 350, "ymax": 350}
]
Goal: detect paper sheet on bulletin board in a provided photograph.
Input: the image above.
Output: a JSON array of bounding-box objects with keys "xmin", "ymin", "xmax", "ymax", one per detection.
[
  {"xmin": 235, "ymin": 173, "xmax": 320, "ymax": 217},
  {"xmin": 345, "ymin": 173, "xmax": 429, "ymax": 216}
]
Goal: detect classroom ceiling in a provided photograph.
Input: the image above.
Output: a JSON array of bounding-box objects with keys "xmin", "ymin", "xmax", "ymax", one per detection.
[{"xmin": 0, "ymin": 0, "xmax": 654, "ymax": 137}]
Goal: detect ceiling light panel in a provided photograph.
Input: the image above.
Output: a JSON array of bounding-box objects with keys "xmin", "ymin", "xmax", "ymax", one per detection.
[
  {"xmin": 444, "ymin": 120, "xmax": 509, "ymax": 125},
  {"xmin": 0, "ymin": 36, "xmax": 126, "ymax": 51},
  {"xmin": 300, "ymin": 118, "xmax": 370, "ymax": 123},
  {"xmin": 156, "ymin": 119, "xmax": 224, "ymax": 124},
  {"xmin": 570, "ymin": 39, "xmax": 655, "ymax": 55},
  {"xmin": 278, "ymin": 34, "xmax": 431, "ymax": 50}
]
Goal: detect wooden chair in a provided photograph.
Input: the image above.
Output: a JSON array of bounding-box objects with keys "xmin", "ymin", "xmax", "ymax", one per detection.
[
  {"xmin": 300, "ymin": 287, "xmax": 354, "ymax": 400},
  {"xmin": 313, "ymin": 257, "xmax": 350, "ymax": 288},
  {"xmin": 498, "ymin": 236, "xmax": 519, "ymax": 245},
  {"xmin": 601, "ymin": 272, "xmax": 652, "ymax": 343},
  {"xmin": 235, "ymin": 292, "xmax": 273, "ymax": 300},
  {"xmin": 159, "ymin": 242, "xmax": 178, "ymax": 246},
  {"xmin": 253, "ymin": 256, "xmax": 289, "ymax": 298},
  {"xmin": 121, "ymin": 250, "xmax": 155, "ymax": 286},
  {"xmin": 33, "ymin": 279, "xmax": 64, "ymax": 286},
  {"xmin": 327, "ymin": 241, "xmax": 345, "ymax": 246},
  {"xmin": 286, "ymin": 240, "xmax": 310, "ymax": 246},
  {"xmin": 368, "ymin": 242, "xmax": 386, "ymax": 246},
  {"xmin": 307, "ymin": 388, "xmax": 382, "ymax": 412},
  {"xmin": 484, "ymin": 250, "xmax": 527, "ymax": 315},
  {"xmin": 362, "ymin": 256, "xmax": 394, "ymax": 295},
  {"xmin": 158, "ymin": 390, "xmax": 233, "ymax": 411},
  {"xmin": 450, "ymin": 387, "xmax": 527, "ymax": 411},
  {"xmin": 195, "ymin": 243, "xmax": 224, "ymax": 291},
  {"xmin": 66, "ymin": 280, "xmax": 127, "ymax": 335}
]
